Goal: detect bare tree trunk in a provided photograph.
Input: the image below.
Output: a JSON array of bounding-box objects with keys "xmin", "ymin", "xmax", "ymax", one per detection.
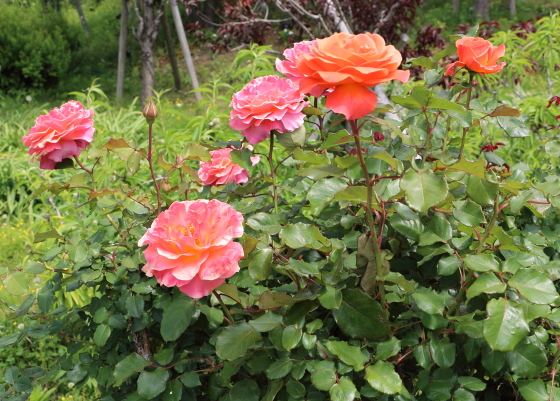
[
  {"xmin": 131, "ymin": 0, "xmax": 164, "ymax": 106},
  {"xmin": 162, "ymin": 5, "xmax": 181, "ymax": 91},
  {"xmin": 169, "ymin": 0, "xmax": 201, "ymax": 101},
  {"xmin": 453, "ymin": 0, "xmax": 460, "ymax": 14},
  {"xmin": 74, "ymin": 0, "xmax": 89, "ymax": 35},
  {"xmin": 116, "ymin": 0, "xmax": 128, "ymax": 104},
  {"xmin": 509, "ymin": 0, "xmax": 516, "ymax": 17},
  {"xmin": 473, "ymin": 0, "xmax": 489, "ymax": 20}
]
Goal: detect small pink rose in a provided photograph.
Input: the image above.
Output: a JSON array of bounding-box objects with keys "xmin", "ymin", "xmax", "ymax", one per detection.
[
  {"xmin": 138, "ymin": 199, "xmax": 244, "ymax": 298},
  {"xmin": 229, "ymin": 75, "xmax": 309, "ymax": 145},
  {"xmin": 22, "ymin": 100, "xmax": 95, "ymax": 169},
  {"xmin": 198, "ymin": 145, "xmax": 259, "ymax": 186}
]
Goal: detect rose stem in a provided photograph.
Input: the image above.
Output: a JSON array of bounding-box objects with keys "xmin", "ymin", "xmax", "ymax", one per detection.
[
  {"xmin": 147, "ymin": 122, "xmax": 162, "ymax": 215},
  {"xmin": 269, "ymin": 132, "xmax": 279, "ymax": 214},
  {"xmin": 74, "ymin": 156, "xmax": 97, "ymax": 191},
  {"xmin": 349, "ymin": 120, "xmax": 387, "ymax": 313},
  {"xmin": 458, "ymin": 73, "xmax": 475, "ymax": 159},
  {"xmin": 213, "ymin": 290, "xmax": 234, "ymax": 325}
]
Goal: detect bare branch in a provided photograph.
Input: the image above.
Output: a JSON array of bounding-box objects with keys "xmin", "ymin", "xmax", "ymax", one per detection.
[
  {"xmin": 275, "ymin": 0, "xmax": 315, "ymax": 39},
  {"xmin": 196, "ymin": 11, "xmax": 291, "ymax": 27}
]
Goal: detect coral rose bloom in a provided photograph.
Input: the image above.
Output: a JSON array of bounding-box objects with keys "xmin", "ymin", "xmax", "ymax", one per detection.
[
  {"xmin": 198, "ymin": 147, "xmax": 259, "ymax": 186},
  {"xmin": 139, "ymin": 200, "xmax": 244, "ymax": 299},
  {"xmin": 276, "ymin": 40, "xmax": 329, "ymax": 97},
  {"xmin": 295, "ymin": 32, "xmax": 409, "ymax": 120},
  {"xmin": 229, "ymin": 75, "xmax": 309, "ymax": 145},
  {"xmin": 22, "ymin": 100, "xmax": 95, "ymax": 169},
  {"xmin": 445, "ymin": 37, "xmax": 506, "ymax": 76}
]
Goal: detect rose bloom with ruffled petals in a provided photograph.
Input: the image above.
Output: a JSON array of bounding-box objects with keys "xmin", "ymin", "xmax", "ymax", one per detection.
[
  {"xmin": 198, "ymin": 146, "xmax": 260, "ymax": 186},
  {"xmin": 445, "ymin": 37, "xmax": 506, "ymax": 76},
  {"xmin": 138, "ymin": 200, "xmax": 244, "ymax": 298},
  {"xmin": 293, "ymin": 32, "xmax": 409, "ymax": 120},
  {"xmin": 22, "ymin": 100, "xmax": 95, "ymax": 169},
  {"xmin": 229, "ymin": 75, "xmax": 309, "ymax": 145},
  {"xmin": 276, "ymin": 40, "xmax": 329, "ymax": 97}
]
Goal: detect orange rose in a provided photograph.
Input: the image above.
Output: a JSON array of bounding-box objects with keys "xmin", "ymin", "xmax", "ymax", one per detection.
[
  {"xmin": 445, "ymin": 37, "xmax": 506, "ymax": 76},
  {"xmin": 295, "ymin": 32, "xmax": 409, "ymax": 120}
]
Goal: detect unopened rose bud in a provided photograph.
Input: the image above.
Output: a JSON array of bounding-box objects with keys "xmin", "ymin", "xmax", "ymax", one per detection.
[
  {"xmin": 374, "ymin": 131, "xmax": 385, "ymax": 142},
  {"xmin": 472, "ymin": 81, "xmax": 479, "ymax": 86},
  {"xmin": 143, "ymin": 99, "xmax": 158, "ymax": 124}
]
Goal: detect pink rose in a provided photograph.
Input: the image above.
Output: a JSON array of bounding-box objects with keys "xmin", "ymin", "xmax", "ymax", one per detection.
[
  {"xmin": 139, "ymin": 200, "xmax": 244, "ymax": 298},
  {"xmin": 229, "ymin": 75, "xmax": 309, "ymax": 145},
  {"xmin": 198, "ymin": 146, "xmax": 260, "ymax": 186},
  {"xmin": 276, "ymin": 40, "xmax": 328, "ymax": 97},
  {"xmin": 22, "ymin": 100, "xmax": 95, "ymax": 169}
]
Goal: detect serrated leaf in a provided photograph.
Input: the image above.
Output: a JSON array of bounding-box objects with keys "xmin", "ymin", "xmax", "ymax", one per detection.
[
  {"xmin": 325, "ymin": 341, "xmax": 368, "ymax": 371},
  {"xmin": 307, "ymin": 178, "xmax": 347, "ymax": 215},
  {"xmin": 282, "ymin": 325, "xmax": 302, "ymax": 350},
  {"xmin": 509, "ymin": 268, "xmax": 558, "ymax": 304},
  {"xmin": 113, "ymin": 353, "xmax": 150, "ymax": 386},
  {"xmin": 279, "ymin": 224, "xmax": 328, "ymax": 249},
  {"xmin": 94, "ymin": 324, "xmax": 111, "ymax": 347},
  {"xmin": 216, "ymin": 322, "xmax": 261, "ymax": 360},
  {"xmin": 329, "ymin": 377, "xmax": 357, "ymax": 401},
  {"xmin": 137, "ymin": 368, "xmax": 169, "ymax": 399},
  {"xmin": 453, "ymin": 200, "xmax": 485, "ymax": 227},
  {"xmin": 161, "ymin": 296, "xmax": 195, "ymax": 341},
  {"xmin": 248, "ymin": 248, "xmax": 273, "ymax": 281},
  {"xmin": 483, "ymin": 299, "xmax": 529, "ymax": 351},
  {"xmin": 247, "ymin": 213, "xmax": 282, "ymax": 234},
  {"xmin": 411, "ymin": 290, "xmax": 445, "ymax": 315},
  {"xmin": 400, "ymin": 168, "xmax": 448, "ymax": 213},
  {"xmin": 517, "ymin": 379, "xmax": 548, "ymax": 401},
  {"xmin": 365, "ymin": 361, "xmax": 402, "ymax": 395}
]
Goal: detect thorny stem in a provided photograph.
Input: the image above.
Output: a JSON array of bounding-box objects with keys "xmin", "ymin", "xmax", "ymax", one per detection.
[
  {"xmin": 213, "ymin": 290, "xmax": 234, "ymax": 325},
  {"xmin": 547, "ymin": 320, "xmax": 560, "ymax": 400},
  {"xmin": 74, "ymin": 156, "xmax": 96, "ymax": 191},
  {"xmin": 349, "ymin": 120, "xmax": 387, "ymax": 312},
  {"xmin": 458, "ymin": 74, "xmax": 474, "ymax": 158},
  {"xmin": 269, "ymin": 132, "xmax": 279, "ymax": 214},
  {"xmin": 147, "ymin": 123, "xmax": 162, "ymax": 215}
]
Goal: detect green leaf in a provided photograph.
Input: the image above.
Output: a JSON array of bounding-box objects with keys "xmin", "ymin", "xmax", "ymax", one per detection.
[
  {"xmin": 509, "ymin": 268, "xmax": 558, "ymax": 304},
  {"xmin": 506, "ymin": 342, "xmax": 547, "ymax": 378},
  {"xmin": 319, "ymin": 130, "xmax": 354, "ymax": 150},
  {"xmin": 293, "ymin": 148, "xmax": 330, "ymax": 165},
  {"xmin": 249, "ymin": 312, "xmax": 283, "ymax": 332},
  {"xmin": 296, "ymin": 165, "xmax": 345, "ymax": 180},
  {"xmin": 413, "ymin": 344, "xmax": 432, "ymax": 369},
  {"xmin": 162, "ymin": 379, "xmax": 183, "ymax": 401},
  {"xmin": 216, "ymin": 322, "xmax": 262, "ymax": 360},
  {"xmin": 411, "ymin": 290, "xmax": 445, "ymax": 315},
  {"xmin": 438, "ymin": 255, "xmax": 462, "ymax": 276},
  {"xmin": 282, "ymin": 325, "xmax": 302, "ymax": 350},
  {"xmin": 94, "ymin": 324, "xmax": 111, "ymax": 347},
  {"xmin": 464, "ymin": 254, "xmax": 500, "ymax": 272},
  {"xmin": 376, "ymin": 337, "xmax": 401, "ymax": 361},
  {"xmin": 0, "ymin": 333, "xmax": 23, "ymax": 348},
  {"xmin": 311, "ymin": 361, "xmax": 336, "ymax": 391},
  {"xmin": 302, "ymin": 333, "xmax": 317, "ymax": 349},
  {"xmin": 325, "ymin": 341, "xmax": 368, "ymax": 371},
  {"xmin": 279, "ymin": 224, "xmax": 328, "ymax": 249},
  {"xmin": 466, "ymin": 176, "xmax": 498, "ymax": 206},
  {"xmin": 286, "ymin": 380, "xmax": 307, "ymax": 398},
  {"xmin": 389, "ymin": 215, "xmax": 425, "ymax": 242},
  {"xmin": 453, "ymin": 389, "xmax": 475, "ymax": 401},
  {"xmin": 318, "ymin": 286, "xmax": 342, "ymax": 309},
  {"xmin": 230, "ymin": 148, "xmax": 254, "ymax": 171},
  {"xmin": 248, "ymin": 248, "xmax": 273, "ymax": 281},
  {"xmin": 23, "ymin": 261, "xmax": 46, "ymax": 274},
  {"xmin": 113, "ymin": 353, "xmax": 150, "ymax": 386},
  {"xmin": 458, "ymin": 377, "xmax": 486, "ymax": 391},
  {"xmin": 137, "ymin": 368, "xmax": 169, "ymax": 399},
  {"xmin": 33, "ymin": 229, "xmax": 63, "ymax": 243},
  {"xmin": 430, "ymin": 338, "xmax": 456, "ymax": 368},
  {"xmin": 453, "ymin": 201, "xmax": 485, "ymax": 227},
  {"xmin": 497, "ymin": 115, "xmax": 530, "ymax": 137},
  {"xmin": 183, "ymin": 143, "xmax": 211, "ymax": 161},
  {"xmin": 276, "ymin": 125, "xmax": 306, "ymax": 150},
  {"xmin": 481, "ymin": 345, "xmax": 505, "ymax": 374},
  {"xmin": 428, "ymin": 96, "xmax": 465, "ymax": 112},
  {"xmin": 125, "ymin": 296, "xmax": 144, "ymax": 318},
  {"xmin": 161, "ymin": 295, "xmax": 195, "ymax": 341},
  {"xmin": 266, "ymin": 357, "xmax": 292, "ymax": 379},
  {"xmin": 400, "ymin": 168, "xmax": 448, "ymax": 213},
  {"xmin": 409, "ymin": 56, "xmax": 438, "ymax": 69},
  {"xmin": 517, "ymin": 380, "xmax": 549, "ymax": 401},
  {"xmin": 332, "ymin": 186, "xmax": 369, "ymax": 203},
  {"xmin": 483, "ymin": 299, "xmax": 529, "ymax": 351},
  {"xmin": 180, "ymin": 371, "xmax": 201, "ymax": 387},
  {"xmin": 466, "ymin": 273, "xmax": 506, "ymax": 300},
  {"xmin": 307, "ymin": 178, "xmax": 347, "ymax": 215},
  {"xmin": 333, "ymin": 289, "xmax": 390, "ymax": 340},
  {"xmin": 67, "ymin": 364, "xmax": 87, "ymax": 383},
  {"xmin": 4, "ymin": 272, "xmax": 29, "ymax": 295},
  {"xmin": 365, "ymin": 361, "xmax": 402, "ymax": 395},
  {"xmin": 247, "ymin": 213, "xmax": 282, "ymax": 234},
  {"xmin": 258, "ymin": 291, "xmax": 297, "ymax": 309},
  {"xmin": 329, "ymin": 377, "xmax": 357, "ymax": 401}
]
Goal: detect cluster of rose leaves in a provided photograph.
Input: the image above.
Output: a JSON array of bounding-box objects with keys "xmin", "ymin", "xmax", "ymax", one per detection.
[{"xmin": 21, "ymin": 32, "xmax": 506, "ymax": 300}]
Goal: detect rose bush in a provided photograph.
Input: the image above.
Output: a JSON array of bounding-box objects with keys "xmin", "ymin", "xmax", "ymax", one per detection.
[{"xmin": 4, "ymin": 27, "xmax": 560, "ymax": 401}]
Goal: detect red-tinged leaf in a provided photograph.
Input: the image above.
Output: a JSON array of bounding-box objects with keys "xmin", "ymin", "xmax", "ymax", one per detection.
[
  {"xmin": 103, "ymin": 138, "xmax": 131, "ymax": 150},
  {"xmin": 488, "ymin": 105, "xmax": 520, "ymax": 118}
]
